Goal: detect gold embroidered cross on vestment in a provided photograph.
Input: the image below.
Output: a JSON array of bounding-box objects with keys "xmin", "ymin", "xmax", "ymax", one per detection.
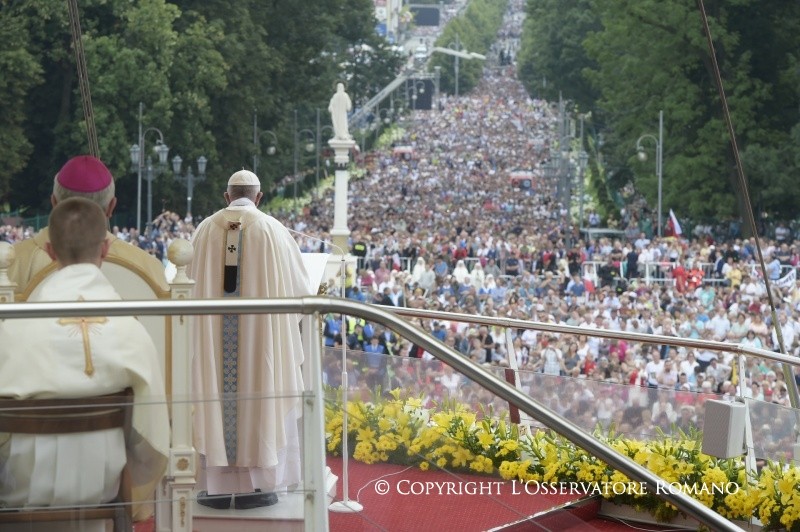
[{"xmin": 58, "ymin": 316, "xmax": 108, "ymax": 376}]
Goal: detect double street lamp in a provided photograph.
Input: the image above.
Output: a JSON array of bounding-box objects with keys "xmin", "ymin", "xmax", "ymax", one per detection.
[
  {"xmin": 292, "ymin": 109, "xmax": 317, "ymax": 212},
  {"xmin": 313, "ymin": 108, "xmax": 335, "ymax": 189},
  {"xmin": 292, "ymin": 109, "xmax": 336, "ymax": 195},
  {"xmin": 130, "ymin": 102, "xmax": 169, "ymax": 232},
  {"xmin": 409, "ymin": 80, "xmax": 426, "ymax": 110},
  {"xmin": 577, "ymin": 150, "xmax": 589, "ymax": 228},
  {"xmin": 172, "ymin": 155, "xmax": 208, "ymax": 220},
  {"xmin": 549, "ymin": 137, "xmax": 573, "ymax": 211},
  {"xmin": 372, "ymin": 107, "xmax": 394, "ymax": 143},
  {"xmin": 636, "ymin": 110, "xmax": 664, "ymax": 237},
  {"xmin": 431, "ymin": 34, "xmax": 486, "ymax": 98},
  {"xmin": 449, "ymin": 35, "xmax": 463, "ymax": 98},
  {"xmin": 252, "ymin": 110, "xmax": 278, "ymax": 177}
]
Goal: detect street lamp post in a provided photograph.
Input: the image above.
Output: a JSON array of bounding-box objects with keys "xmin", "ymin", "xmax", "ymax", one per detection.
[
  {"xmin": 130, "ymin": 101, "xmax": 169, "ymax": 232},
  {"xmin": 142, "ymin": 154, "xmax": 169, "ymax": 231},
  {"xmin": 560, "ymin": 149, "xmax": 572, "ymax": 212},
  {"xmin": 410, "ymin": 80, "xmax": 426, "ymax": 110},
  {"xmin": 314, "ymin": 108, "xmax": 334, "ymax": 190},
  {"xmin": 434, "ymin": 66, "xmax": 441, "ymax": 109},
  {"xmin": 252, "ymin": 110, "xmax": 278, "ymax": 177},
  {"xmin": 550, "ymin": 133, "xmax": 574, "ymax": 212},
  {"xmin": 578, "ymin": 150, "xmax": 589, "ymax": 229},
  {"xmin": 451, "ymin": 34, "xmax": 461, "ymax": 98},
  {"xmin": 292, "ymin": 110, "xmax": 318, "ymax": 213},
  {"xmin": 636, "ymin": 110, "xmax": 664, "ymax": 237},
  {"xmin": 373, "ymin": 107, "xmax": 393, "ymax": 144},
  {"xmin": 172, "ymin": 155, "xmax": 208, "ymax": 219},
  {"xmin": 430, "ymin": 42, "xmax": 485, "ymax": 99}
]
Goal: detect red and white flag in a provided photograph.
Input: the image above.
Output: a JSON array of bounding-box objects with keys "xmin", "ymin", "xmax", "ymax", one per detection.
[{"xmin": 667, "ymin": 209, "xmax": 683, "ymax": 236}]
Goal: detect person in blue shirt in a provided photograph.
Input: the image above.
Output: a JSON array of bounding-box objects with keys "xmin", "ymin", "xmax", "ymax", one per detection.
[
  {"xmin": 432, "ymin": 321, "xmax": 447, "ymax": 342},
  {"xmin": 433, "ymin": 256, "xmax": 449, "ymax": 280},
  {"xmin": 363, "ymin": 336, "xmax": 387, "ymax": 387},
  {"xmin": 323, "ymin": 314, "xmax": 341, "ymax": 347},
  {"xmin": 767, "ymin": 253, "xmax": 782, "ymax": 281}
]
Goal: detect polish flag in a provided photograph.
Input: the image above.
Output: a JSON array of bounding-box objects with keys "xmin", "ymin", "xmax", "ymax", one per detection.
[{"xmin": 667, "ymin": 209, "xmax": 683, "ymax": 237}]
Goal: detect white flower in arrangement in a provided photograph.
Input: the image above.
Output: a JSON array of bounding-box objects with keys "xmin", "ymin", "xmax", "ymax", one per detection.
[{"xmin": 402, "ymin": 397, "xmax": 430, "ymax": 426}]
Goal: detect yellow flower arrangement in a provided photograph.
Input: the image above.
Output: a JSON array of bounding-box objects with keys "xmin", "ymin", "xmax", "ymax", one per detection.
[{"xmin": 325, "ymin": 387, "xmax": 799, "ymax": 529}]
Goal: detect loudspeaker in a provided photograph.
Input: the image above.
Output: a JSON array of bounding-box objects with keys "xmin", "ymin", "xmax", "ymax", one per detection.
[{"xmin": 701, "ymin": 400, "xmax": 746, "ymax": 458}]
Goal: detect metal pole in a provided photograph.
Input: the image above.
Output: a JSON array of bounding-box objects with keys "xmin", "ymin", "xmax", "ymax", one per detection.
[
  {"xmin": 579, "ymin": 116, "xmax": 585, "ymax": 228},
  {"xmin": 454, "ymin": 34, "xmax": 460, "ymax": 98},
  {"xmin": 434, "ymin": 65, "xmax": 441, "ymax": 109},
  {"xmin": 146, "ymin": 158, "xmax": 153, "ymax": 231},
  {"xmin": 562, "ymin": 153, "xmax": 568, "ymax": 210},
  {"xmin": 293, "ymin": 109, "xmax": 299, "ymax": 213},
  {"xmin": 137, "ymin": 102, "xmax": 143, "ymax": 232},
  {"xmin": 657, "ymin": 109, "xmax": 663, "ymax": 237},
  {"xmin": 554, "ymin": 151, "xmax": 561, "ymax": 204},
  {"xmin": 253, "ymin": 109, "xmax": 258, "ymax": 176},
  {"xmin": 186, "ymin": 169, "xmax": 193, "ymax": 218},
  {"xmin": 315, "ymin": 108, "xmax": 321, "ymax": 189}
]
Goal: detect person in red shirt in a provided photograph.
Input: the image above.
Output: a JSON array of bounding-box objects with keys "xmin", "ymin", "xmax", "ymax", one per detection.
[
  {"xmin": 687, "ymin": 264, "xmax": 705, "ymax": 291},
  {"xmin": 581, "ymin": 352, "xmax": 597, "ymax": 376},
  {"xmin": 672, "ymin": 262, "xmax": 688, "ymax": 293}
]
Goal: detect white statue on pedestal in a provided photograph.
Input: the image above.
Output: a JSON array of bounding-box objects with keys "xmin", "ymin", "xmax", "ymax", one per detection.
[{"xmin": 328, "ymin": 82, "xmax": 352, "ymax": 141}]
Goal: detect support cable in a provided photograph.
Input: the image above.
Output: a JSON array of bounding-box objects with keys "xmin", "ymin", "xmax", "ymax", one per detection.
[
  {"xmin": 67, "ymin": 0, "xmax": 99, "ymax": 157},
  {"xmin": 696, "ymin": 0, "xmax": 800, "ymax": 410}
]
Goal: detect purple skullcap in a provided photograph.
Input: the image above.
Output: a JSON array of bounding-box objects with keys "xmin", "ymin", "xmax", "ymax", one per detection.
[{"xmin": 56, "ymin": 156, "xmax": 113, "ymax": 192}]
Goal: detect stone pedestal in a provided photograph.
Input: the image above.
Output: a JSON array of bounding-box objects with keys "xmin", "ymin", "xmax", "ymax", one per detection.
[{"xmin": 328, "ymin": 138, "xmax": 356, "ymax": 254}]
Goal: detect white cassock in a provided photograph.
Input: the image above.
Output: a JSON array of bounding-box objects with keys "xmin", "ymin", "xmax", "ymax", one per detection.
[
  {"xmin": 0, "ymin": 264, "xmax": 170, "ymax": 530},
  {"xmin": 189, "ymin": 199, "xmax": 312, "ymax": 494}
]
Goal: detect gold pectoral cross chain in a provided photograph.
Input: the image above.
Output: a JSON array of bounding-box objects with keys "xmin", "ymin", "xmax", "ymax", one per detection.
[{"xmin": 57, "ymin": 316, "xmax": 108, "ymax": 376}]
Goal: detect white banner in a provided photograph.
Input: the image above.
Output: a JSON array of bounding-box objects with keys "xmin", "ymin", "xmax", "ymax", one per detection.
[{"xmin": 773, "ymin": 268, "xmax": 796, "ymax": 290}]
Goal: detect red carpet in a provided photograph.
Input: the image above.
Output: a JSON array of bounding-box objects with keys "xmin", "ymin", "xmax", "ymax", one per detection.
[{"xmin": 327, "ymin": 457, "xmax": 587, "ymax": 531}]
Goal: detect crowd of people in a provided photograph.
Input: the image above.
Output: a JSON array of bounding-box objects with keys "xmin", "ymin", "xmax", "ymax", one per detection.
[{"xmin": 3, "ymin": 0, "xmax": 800, "ymax": 462}]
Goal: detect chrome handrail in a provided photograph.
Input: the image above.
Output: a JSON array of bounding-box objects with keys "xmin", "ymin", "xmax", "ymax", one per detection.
[
  {"xmin": 0, "ymin": 296, "xmax": 745, "ymax": 531},
  {"xmin": 387, "ymin": 305, "xmax": 800, "ymax": 369}
]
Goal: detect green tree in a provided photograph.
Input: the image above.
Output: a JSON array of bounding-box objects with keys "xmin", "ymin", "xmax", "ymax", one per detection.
[
  {"xmin": 517, "ymin": 0, "xmax": 599, "ymax": 108},
  {"xmin": 430, "ymin": 0, "xmax": 507, "ymax": 96},
  {"xmin": 0, "ymin": 8, "xmax": 43, "ymax": 202},
  {"xmin": 4, "ymin": 0, "xmax": 389, "ymax": 221},
  {"xmin": 518, "ymin": 0, "xmax": 800, "ymax": 226}
]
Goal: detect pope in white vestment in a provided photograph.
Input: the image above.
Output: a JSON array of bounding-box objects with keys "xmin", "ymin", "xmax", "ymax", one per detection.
[
  {"xmin": 0, "ymin": 264, "xmax": 170, "ymax": 527},
  {"xmin": 189, "ymin": 172, "xmax": 312, "ymax": 498}
]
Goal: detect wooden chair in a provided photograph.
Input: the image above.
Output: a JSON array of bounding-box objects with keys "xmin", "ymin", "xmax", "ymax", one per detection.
[
  {"xmin": 0, "ymin": 388, "xmax": 134, "ymax": 532},
  {"xmin": 2, "ymin": 239, "xmax": 198, "ymax": 532}
]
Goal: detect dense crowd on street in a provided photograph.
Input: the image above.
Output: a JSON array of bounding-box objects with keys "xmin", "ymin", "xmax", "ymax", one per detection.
[{"xmin": 3, "ymin": 0, "xmax": 800, "ymax": 460}]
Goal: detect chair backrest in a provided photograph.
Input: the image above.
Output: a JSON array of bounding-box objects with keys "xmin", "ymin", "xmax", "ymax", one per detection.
[
  {"xmin": 17, "ymin": 255, "xmax": 173, "ymax": 396},
  {"xmin": 0, "ymin": 388, "xmax": 134, "ymax": 532}
]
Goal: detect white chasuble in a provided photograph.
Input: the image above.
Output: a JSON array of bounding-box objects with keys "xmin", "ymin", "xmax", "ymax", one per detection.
[{"xmin": 189, "ymin": 202, "xmax": 311, "ymax": 493}]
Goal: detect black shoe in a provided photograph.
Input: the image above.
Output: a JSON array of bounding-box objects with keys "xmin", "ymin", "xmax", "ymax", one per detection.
[
  {"xmin": 234, "ymin": 489, "xmax": 279, "ymax": 509},
  {"xmin": 197, "ymin": 490, "xmax": 233, "ymax": 510}
]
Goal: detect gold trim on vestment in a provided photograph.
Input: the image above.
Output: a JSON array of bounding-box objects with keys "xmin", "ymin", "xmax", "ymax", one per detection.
[{"xmin": 19, "ymin": 254, "xmax": 170, "ymax": 301}]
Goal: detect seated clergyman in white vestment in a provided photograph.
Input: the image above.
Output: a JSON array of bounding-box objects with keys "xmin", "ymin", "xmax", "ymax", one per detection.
[
  {"xmin": 0, "ymin": 197, "xmax": 170, "ymax": 530},
  {"xmin": 189, "ymin": 170, "xmax": 312, "ymax": 510}
]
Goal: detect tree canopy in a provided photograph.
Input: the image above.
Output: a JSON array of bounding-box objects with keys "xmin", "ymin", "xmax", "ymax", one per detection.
[
  {"xmin": 517, "ymin": 0, "xmax": 800, "ymax": 225},
  {"xmin": 429, "ymin": 0, "xmax": 508, "ymax": 96},
  {"xmin": 0, "ymin": 0, "xmax": 401, "ymax": 221}
]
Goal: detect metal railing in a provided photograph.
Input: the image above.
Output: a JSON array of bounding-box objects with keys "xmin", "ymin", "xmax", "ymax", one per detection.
[
  {"xmin": 353, "ymin": 256, "xmax": 786, "ymax": 289},
  {"xmin": 0, "ymin": 296, "xmax": 754, "ymax": 531}
]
